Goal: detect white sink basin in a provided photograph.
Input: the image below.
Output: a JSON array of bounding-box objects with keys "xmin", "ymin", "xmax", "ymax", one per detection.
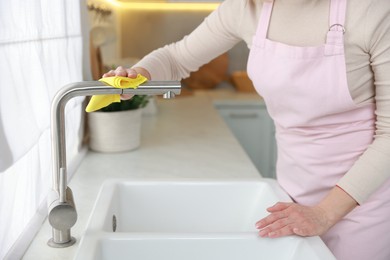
[{"xmin": 75, "ymin": 179, "xmax": 336, "ymax": 260}]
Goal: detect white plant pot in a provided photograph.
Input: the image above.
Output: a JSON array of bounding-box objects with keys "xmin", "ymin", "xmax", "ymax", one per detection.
[
  {"xmin": 88, "ymin": 109, "xmax": 142, "ymax": 153},
  {"xmin": 142, "ymin": 96, "xmax": 158, "ymax": 116}
]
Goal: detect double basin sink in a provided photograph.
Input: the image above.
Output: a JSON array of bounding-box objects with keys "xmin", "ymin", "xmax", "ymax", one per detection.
[{"xmin": 74, "ymin": 178, "xmax": 335, "ymax": 260}]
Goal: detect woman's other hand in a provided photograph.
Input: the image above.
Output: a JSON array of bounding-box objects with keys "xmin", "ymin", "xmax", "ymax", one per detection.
[
  {"xmin": 255, "ymin": 202, "xmax": 331, "ymax": 238},
  {"xmin": 102, "ymin": 66, "xmax": 151, "ymax": 100},
  {"xmin": 255, "ymin": 186, "xmax": 358, "ymax": 238}
]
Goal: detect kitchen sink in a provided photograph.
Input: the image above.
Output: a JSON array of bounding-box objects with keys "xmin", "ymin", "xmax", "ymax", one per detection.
[{"xmin": 74, "ymin": 178, "xmax": 336, "ymax": 260}]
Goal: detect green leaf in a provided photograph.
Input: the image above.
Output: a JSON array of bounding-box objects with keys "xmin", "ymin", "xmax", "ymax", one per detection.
[{"xmin": 98, "ymin": 95, "xmax": 150, "ymax": 112}]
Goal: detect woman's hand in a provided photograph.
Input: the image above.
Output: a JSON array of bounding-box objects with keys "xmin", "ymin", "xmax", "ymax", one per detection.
[
  {"xmin": 255, "ymin": 186, "xmax": 358, "ymax": 238},
  {"xmin": 102, "ymin": 66, "xmax": 151, "ymax": 100},
  {"xmin": 255, "ymin": 202, "xmax": 331, "ymax": 238}
]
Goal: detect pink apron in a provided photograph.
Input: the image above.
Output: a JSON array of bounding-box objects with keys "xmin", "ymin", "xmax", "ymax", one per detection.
[{"xmin": 247, "ymin": 0, "xmax": 390, "ymax": 259}]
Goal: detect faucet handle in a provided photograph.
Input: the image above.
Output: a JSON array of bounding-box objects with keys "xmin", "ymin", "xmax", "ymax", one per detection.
[{"xmin": 47, "ymin": 187, "xmax": 77, "ymax": 247}]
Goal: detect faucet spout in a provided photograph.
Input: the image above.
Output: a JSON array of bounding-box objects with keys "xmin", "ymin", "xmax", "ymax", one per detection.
[{"xmin": 47, "ymin": 80, "xmax": 181, "ymax": 247}]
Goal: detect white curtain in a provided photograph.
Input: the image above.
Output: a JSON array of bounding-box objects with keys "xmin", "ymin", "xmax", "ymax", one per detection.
[{"xmin": 0, "ymin": 0, "xmax": 90, "ymax": 258}]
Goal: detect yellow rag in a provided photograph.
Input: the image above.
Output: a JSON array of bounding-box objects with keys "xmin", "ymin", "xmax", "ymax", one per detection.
[{"xmin": 85, "ymin": 75, "xmax": 148, "ymax": 112}]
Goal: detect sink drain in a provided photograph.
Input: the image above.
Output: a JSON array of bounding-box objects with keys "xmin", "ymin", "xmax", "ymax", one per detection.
[{"xmin": 112, "ymin": 214, "xmax": 117, "ymax": 232}]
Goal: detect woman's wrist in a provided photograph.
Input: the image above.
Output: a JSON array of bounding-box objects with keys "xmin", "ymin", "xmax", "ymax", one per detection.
[{"xmin": 316, "ymin": 186, "xmax": 358, "ymax": 228}]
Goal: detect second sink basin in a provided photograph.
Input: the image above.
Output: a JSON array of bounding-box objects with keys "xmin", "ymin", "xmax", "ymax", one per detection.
[
  {"xmin": 75, "ymin": 178, "xmax": 336, "ymax": 260},
  {"xmin": 79, "ymin": 234, "xmax": 334, "ymax": 260}
]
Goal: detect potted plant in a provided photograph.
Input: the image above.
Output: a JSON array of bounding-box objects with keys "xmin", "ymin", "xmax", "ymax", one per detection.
[{"xmin": 87, "ymin": 95, "xmax": 150, "ymax": 153}]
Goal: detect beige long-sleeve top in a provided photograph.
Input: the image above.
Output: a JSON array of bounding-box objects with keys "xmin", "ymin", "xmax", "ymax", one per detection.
[{"xmin": 135, "ymin": 0, "xmax": 390, "ymax": 204}]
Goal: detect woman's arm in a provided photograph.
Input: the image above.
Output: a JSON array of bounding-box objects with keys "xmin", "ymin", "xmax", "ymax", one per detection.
[
  {"xmin": 131, "ymin": 0, "xmax": 245, "ymax": 81},
  {"xmin": 336, "ymin": 0, "xmax": 390, "ymax": 204}
]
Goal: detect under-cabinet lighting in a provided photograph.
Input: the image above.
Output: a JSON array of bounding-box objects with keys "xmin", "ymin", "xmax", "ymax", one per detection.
[{"xmin": 105, "ymin": 0, "xmax": 220, "ymax": 11}]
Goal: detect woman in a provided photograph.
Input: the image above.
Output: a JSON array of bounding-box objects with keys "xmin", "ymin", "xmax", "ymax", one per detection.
[{"xmin": 104, "ymin": 0, "xmax": 390, "ymax": 259}]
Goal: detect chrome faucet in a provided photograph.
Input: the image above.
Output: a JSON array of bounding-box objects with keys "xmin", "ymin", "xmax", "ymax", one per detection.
[{"xmin": 47, "ymin": 80, "xmax": 181, "ymax": 248}]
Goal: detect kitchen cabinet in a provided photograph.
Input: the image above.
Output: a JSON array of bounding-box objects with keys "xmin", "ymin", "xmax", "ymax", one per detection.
[{"xmin": 215, "ymin": 100, "xmax": 277, "ymax": 178}]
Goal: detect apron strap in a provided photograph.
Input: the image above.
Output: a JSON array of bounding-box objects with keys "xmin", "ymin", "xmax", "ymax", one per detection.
[
  {"xmin": 326, "ymin": 0, "xmax": 347, "ymax": 47},
  {"xmin": 329, "ymin": 0, "xmax": 347, "ymax": 31},
  {"xmin": 255, "ymin": 1, "xmax": 274, "ymax": 40}
]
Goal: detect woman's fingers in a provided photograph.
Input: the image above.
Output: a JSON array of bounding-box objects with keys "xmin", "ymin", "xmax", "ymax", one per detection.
[
  {"xmin": 260, "ymin": 225, "xmax": 296, "ymax": 238},
  {"xmin": 258, "ymin": 217, "xmax": 294, "ymax": 237},
  {"xmin": 102, "ymin": 70, "xmax": 116, "ymax": 78},
  {"xmin": 267, "ymin": 202, "xmax": 292, "ymax": 212},
  {"xmin": 256, "ymin": 210, "xmax": 287, "ymax": 229},
  {"xmin": 120, "ymin": 94, "xmax": 134, "ymax": 100},
  {"xmin": 255, "ymin": 202, "xmax": 292, "ymax": 229},
  {"xmin": 101, "ymin": 66, "xmax": 140, "ymax": 100},
  {"xmin": 102, "ymin": 66, "xmax": 139, "ymax": 78},
  {"xmin": 114, "ymin": 66, "xmax": 127, "ymax": 77},
  {"xmin": 255, "ymin": 203, "xmax": 331, "ymax": 238},
  {"xmin": 125, "ymin": 68, "xmax": 138, "ymax": 78}
]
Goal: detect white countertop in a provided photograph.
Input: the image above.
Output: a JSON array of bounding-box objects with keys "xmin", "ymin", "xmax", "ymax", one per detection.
[{"xmin": 22, "ymin": 90, "xmax": 264, "ymax": 260}]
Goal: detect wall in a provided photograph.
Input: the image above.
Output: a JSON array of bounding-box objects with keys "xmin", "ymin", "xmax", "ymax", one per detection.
[
  {"xmin": 0, "ymin": 1, "xmax": 90, "ymax": 258},
  {"xmin": 119, "ymin": 10, "xmax": 209, "ymax": 59},
  {"xmin": 119, "ymin": 8, "xmax": 249, "ymax": 74}
]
